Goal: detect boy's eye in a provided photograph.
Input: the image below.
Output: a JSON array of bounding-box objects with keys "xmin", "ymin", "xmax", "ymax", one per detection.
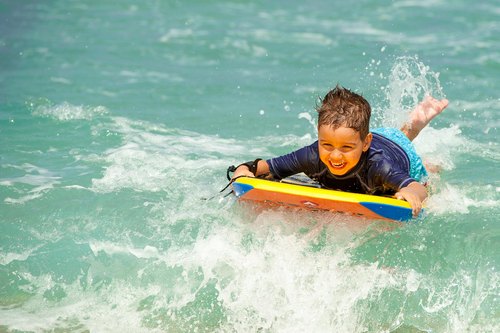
[{"xmin": 321, "ymin": 143, "xmax": 354, "ymax": 152}]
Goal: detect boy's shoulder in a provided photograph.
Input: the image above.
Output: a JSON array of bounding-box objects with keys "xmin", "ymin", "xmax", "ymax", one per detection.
[
  {"xmin": 365, "ymin": 133, "xmax": 415, "ymax": 191},
  {"xmin": 368, "ymin": 134, "xmax": 408, "ymax": 164},
  {"xmin": 368, "ymin": 132, "xmax": 408, "ymax": 161},
  {"xmin": 366, "ymin": 134, "xmax": 390, "ymax": 161}
]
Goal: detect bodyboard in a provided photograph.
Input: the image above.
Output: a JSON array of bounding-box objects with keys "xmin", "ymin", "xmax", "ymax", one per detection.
[{"xmin": 232, "ymin": 176, "xmax": 416, "ymax": 222}]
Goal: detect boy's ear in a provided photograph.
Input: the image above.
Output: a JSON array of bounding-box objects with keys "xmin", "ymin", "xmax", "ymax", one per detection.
[{"xmin": 362, "ymin": 133, "xmax": 373, "ymax": 151}]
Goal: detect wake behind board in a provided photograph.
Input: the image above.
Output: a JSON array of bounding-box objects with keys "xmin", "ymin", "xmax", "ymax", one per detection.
[{"xmin": 232, "ymin": 176, "xmax": 415, "ymax": 222}]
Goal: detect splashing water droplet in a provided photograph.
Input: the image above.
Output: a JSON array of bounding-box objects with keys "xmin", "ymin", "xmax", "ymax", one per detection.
[{"xmin": 377, "ymin": 56, "xmax": 445, "ymax": 128}]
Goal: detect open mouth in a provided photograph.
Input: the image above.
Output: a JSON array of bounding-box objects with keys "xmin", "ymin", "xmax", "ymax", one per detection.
[{"xmin": 329, "ymin": 161, "xmax": 346, "ymax": 169}]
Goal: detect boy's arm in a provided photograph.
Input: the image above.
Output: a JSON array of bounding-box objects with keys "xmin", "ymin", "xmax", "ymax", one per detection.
[
  {"xmin": 395, "ymin": 181, "xmax": 428, "ymax": 217},
  {"xmin": 232, "ymin": 159, "xmax": 270, "ymax": 179},
  {"xmin": 231, "ymin": 142, "xmax": 319, "ymax": 180}
]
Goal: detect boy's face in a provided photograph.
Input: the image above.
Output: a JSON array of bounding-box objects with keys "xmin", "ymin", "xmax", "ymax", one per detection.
[{"xmin": 318, "ymin": 125, "xmax": 372, "ymax": 176}]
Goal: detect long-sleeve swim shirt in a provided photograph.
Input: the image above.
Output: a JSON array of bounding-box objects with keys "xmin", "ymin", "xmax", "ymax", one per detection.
[{"xmin": 266, "ymin": 133, "xmax": 415, "ymax": 195}]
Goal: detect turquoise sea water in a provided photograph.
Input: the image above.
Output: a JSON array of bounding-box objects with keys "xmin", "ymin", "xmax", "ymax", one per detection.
[{"xmin": 1, "ymin": 1, "xmax": 499, "ymax": 332}]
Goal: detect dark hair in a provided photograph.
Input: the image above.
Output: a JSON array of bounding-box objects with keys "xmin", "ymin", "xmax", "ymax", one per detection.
[{"xmin": 316, "ymin": 85, "xmax": 371, "ymax": 139}]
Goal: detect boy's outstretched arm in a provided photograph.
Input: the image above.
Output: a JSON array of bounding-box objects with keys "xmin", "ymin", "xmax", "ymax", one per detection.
[
  {"xmin": 232, "ymin": 160, "xmax": 270, "ymax": 179},
  {"xmin": 395, "ymin": 181, "xmax": 428, "ymax": 217}
]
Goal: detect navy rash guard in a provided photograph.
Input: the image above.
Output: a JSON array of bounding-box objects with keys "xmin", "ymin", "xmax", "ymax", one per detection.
[{"xmin": 266, "ymin": 133, "xmax": 415, "ymax": 195}]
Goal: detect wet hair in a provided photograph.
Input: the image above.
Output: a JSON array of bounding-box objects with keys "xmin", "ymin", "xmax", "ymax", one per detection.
[{"xmin": 316, "ymin": 85, "xmax": 371, "ymax": 139}]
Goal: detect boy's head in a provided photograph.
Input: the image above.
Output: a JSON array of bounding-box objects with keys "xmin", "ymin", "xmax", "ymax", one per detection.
[
  {"xmin": 316, "ymin": 85, "xmax": 371, "ymax": 139},
  {"xmin": 316, "ymin": 85, "xmax": 373, "ymax": 176}
]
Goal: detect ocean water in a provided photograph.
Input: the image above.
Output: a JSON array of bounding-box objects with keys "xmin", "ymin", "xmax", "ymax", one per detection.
[{"xmin": 1, "ymin": 0, "xmax": 499, "ymax": 332}]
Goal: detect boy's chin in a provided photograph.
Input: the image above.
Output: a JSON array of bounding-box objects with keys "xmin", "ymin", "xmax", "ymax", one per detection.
[{"xmin": 327, "ymin": 165, "xmax": 352, "ymax": 176}]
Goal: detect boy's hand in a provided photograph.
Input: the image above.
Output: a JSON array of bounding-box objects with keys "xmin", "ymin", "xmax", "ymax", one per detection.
[
  {"xmin": 231, "ymin": 160, "xmax": 270, "ymax": 180},
  {"xmin": 231, "ymin": 165, "xmax": 256, "ymax": 179},
  {"xmin": 394, "ymin": 182, "xmax": 428, "ymax": 217},
  {"xmin": 395, "ymin": 189, "xmax": 422, "ymax": 217}
]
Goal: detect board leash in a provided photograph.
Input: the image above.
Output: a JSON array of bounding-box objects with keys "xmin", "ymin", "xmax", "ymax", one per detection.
[
  {"xmin": 200, "ymin": 165, "xmax": 242, "ymax": 201},
  {"xmin": 201, "ymin": 162, "xmax": 269, "ymax": 201}
]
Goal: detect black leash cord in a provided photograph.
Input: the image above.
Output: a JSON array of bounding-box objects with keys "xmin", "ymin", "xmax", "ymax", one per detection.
[
  {"xmin": 203, "ymin": 161, "xmax": 265, "ymax": 201},
  {"xmin": 201, "ymin": 172, "xmax": 246, "ymax": 201}
]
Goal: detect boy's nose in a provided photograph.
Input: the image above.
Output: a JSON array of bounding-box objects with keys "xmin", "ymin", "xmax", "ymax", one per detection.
[{"xmin": 329, "ymin": 149, "xmax": 342, "ymax": 160}]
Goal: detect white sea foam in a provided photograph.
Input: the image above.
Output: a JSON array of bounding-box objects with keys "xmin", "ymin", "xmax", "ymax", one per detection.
[
  {"xmin": 413, "ymin": 125, "xmax": 465, "ymax": 170},
  {"xmin": 0, "ymin": 164, "xmax": 60, "ymax": 186},
  {"xmin": 225, "ymin": 38, "xmax": 268, "ymax": 57},
  {"xmin": 0, "ymin": 277, "xmax": 160, "ymax": 333},
  {"xmin": 412, "ymin": 126, "xmax": 500, "ymax": 215},
  {"xmin": 426, "ymin": 183, "xmax": 499, "ymax": 215},
  {"xmin": 1, "ymin": 163, "xmax": 61, "ymax": 204},
  {"xmin": 119, "ymin": 69, "xmax": 184, "ymax": 83},
  {"xmin": 393, "ymin": 0, "xmax": 445, "ymax": 8},
  {"xmin": 139, "ymin": 221, "xmax": 397, "ymax": 331},
  {"xmin": 0, "ymin": 245, "xmax": 43, "ymax": 265},
  {"xmin": 135, "ymin": 211, "xmax": 496, "ymax": 332},
  {"xmin": 418, "ymin": 268, "xmax": 499, "ymax": 332},
  {"xmin": 89, "ymin": 241, "xmax": 160, "ymax": 260},
  {"xmin": 236, "ymin": 28, "xmax": 335, "ymax": 48},
  {"xmin": 452, "ymin": 98, "xmax": 500, "ymax": 132},
  {"xmin": 454, "ymin": 98, "xmax": 500, "ymax": 113},
  {"xmin": 2, "ymin": 221, "xmax": 497, "ymax": 333},
  {"xmin": 89, "ymin": 117, "xmax": 269, "ymax": 193},
  {"xmin": 293, "ymin": 84, "xmax": 321, "ymax": 95},
  {"xmin": 50, "ymin": 77, "xmax": 72, "ymax": 84},
  {"xmin": 32, "ymin": 102, "xmax": 108, "ymax": 121},
  {"xmin": 340, "ymin": 21, "xmax": 401, "ymax": 40},
  {"xmin": 159, "ymin": 28, "xmax": 194, "ymax": 43},
  {"xmin": 290, "ymin": 32, "xmax": 334, "ymax": 46}
]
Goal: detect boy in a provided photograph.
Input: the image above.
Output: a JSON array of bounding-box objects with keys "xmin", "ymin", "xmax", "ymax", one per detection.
[{"xmin": 231, "ymin": 85, "xmax": 449, "ymax": 217}]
